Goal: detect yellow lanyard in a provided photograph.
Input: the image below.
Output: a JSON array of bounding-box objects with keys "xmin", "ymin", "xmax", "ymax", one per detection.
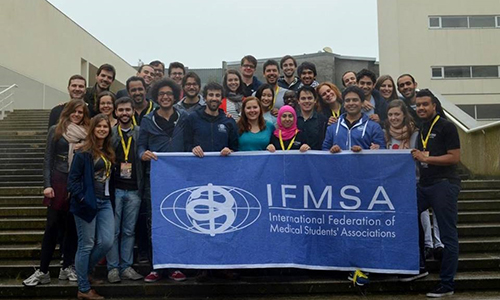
[
  {"xmin": 279, "ymin": 129, "xmax": 298, "ymax": 151},
  {"xmin": 132, "ymin": 101, "xmax": 153, "ymax": 126},
  {"xmin": 118, "ymin": 125, "xmax": 134, "ymax": 162},
  {"xmin": 420, "ymin": 115, "xmax": 440, "ymax": 150},
  {"xmin": 271, "ymin": 86, "xmax": 279, "ymax": 110},
  {"xmin": 100, "ymin": 155, "xmax": 111, "ymax": 179},
  {"xmin": 331, "ymin": 108, "xmax": 340, "ymax": 118}
]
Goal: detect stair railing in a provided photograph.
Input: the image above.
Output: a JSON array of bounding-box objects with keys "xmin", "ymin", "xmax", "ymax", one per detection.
[{"xmin": 0, "ymin": 84, "xmax": 18, "ymax": 120}]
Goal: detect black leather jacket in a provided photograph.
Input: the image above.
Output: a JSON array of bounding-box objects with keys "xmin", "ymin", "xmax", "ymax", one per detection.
[{"xmin": 43, "ymin": 125, "xmax": 71, "ymax": 188}]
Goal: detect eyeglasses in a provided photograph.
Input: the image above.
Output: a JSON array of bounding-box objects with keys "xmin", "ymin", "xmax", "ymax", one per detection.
[
  {"xmin": 242, "ymin": 64, "xmax": 256, "ymax": 69},
  {"xmin": 184, "ymin": 83, "xmax": 199, "ymax": 87},
  {"xmin": 170, "ymin": 72, "xmax": 183, "ymax": 76},
  {"xmin": 158, "ymin": 91, "xmax": 174, "ymax": 97}
]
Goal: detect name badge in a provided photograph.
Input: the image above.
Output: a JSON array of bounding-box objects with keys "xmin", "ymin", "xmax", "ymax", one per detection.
[
  {"xmin": 120, "ymin": 162, "xmax": 132, "ymax": 179},
  {"xmin": 422, "ymin": 151, "xmax": 430, "ymax": 158}
]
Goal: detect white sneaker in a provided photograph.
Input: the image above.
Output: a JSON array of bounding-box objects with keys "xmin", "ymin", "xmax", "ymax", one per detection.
[
  {"xmin": 58, "ymin": 266, "xmax": 77, "ymax": 282},
  {"xmin": 121, "ymin": 267, "xmax": 143, "ymax": 280},
  {"xmin": 23, "ymin": 269, "xmax": 51, "ymax": 287}
]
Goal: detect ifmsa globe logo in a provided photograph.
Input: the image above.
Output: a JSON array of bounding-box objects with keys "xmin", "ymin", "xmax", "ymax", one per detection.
[{"xmin": 160, "ymin": 183, "xmax": 261, "ymax": 236}]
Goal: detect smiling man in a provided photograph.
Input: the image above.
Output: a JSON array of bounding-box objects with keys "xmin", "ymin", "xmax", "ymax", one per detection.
[
  {"xmin": 261, "ymin": 60, "xmax": 287, "ymax": 111},
  {"xmin": 106, "ymin": 97, "xmax": 144, "ymax": 284},
  {"xmin": 240, "ymin": 55, "xmax": 262, "ymax": 97},
  {"xmin": 408, "ymin": 89, "xmax": 460, "ymax": 298},
  {"xmin": 117, "ymin": 65, "xmax": 155, "ymax": 99},
  {"xmin": 174, "ymin": 72, "xmax": 205, "ymax": 113},
  {"xmin": 295, "ymin": 85, "xmax": 327, "ymax": 150},
  {"xmin": 322, "ymin": 85, "xmax": 385, "ymax": 153},
  {"xmin": 137, "ymin": 78, "xmax": 189, "ymax": 283},
  {"xmin": 277, "ymin": 55, "xmax": 300, "ymax": 91},
  {"xmin": 397, "ymin": 73, "xmax": 421, "ymax": 126},
  {"xmin": 126, "ymin": 76, "xmax": 157, "ymax": 126},
  {"xmin": 84, "ymin": 63, "xmax": 116, "ymax": 116},
  {"xmin": 296, "ymin": 62, "xmax": 319, "ymax": 89},
  {"xmin": 48, "ymin": 75, "xmax": 87, "ymax": 128},
  {"xmin": 184, "ymin": 82, "xmax": 238, "ymax": 157},
  {"xmin": 356, "ymin": 69, "xmax": 387, "ymax": 125}
]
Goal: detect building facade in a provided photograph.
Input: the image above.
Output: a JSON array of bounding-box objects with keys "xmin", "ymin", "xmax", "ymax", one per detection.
[{"xmin": 378, "ymin": 0, "xmax": 500, "ymax": 120}]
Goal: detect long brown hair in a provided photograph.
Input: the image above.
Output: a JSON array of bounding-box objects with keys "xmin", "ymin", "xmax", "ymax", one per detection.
[
  {"xmin": 237, "ymin": 97, "xmax": 266, "ymax": 135},
  {"xmin": 384, "ymin": 99, "xmax": 416, "ymax": 145},
  {"xmin": 54, "ymin": 99, "xmax": 90, "ymax": 140},
  {"xmin": 315, "ymin": 82, "xmax": 342, "ymax": 113},
  {"xmin": 81, "ymin": 114, "xmax": 115, "ymax": 163},
  {"xmin": 375, "ymin": 75, "xmax": 399, "ymax": 101}
]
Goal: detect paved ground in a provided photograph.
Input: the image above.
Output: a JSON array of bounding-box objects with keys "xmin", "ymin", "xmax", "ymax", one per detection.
[{"xmin": 13, "ymin": 291, "xmax": 500, "ymax": 300}]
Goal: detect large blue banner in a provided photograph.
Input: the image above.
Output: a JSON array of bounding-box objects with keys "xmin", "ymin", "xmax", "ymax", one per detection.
[{"xmin": 151, "ymin": 150, "xmax": 419, "ymax": 274}]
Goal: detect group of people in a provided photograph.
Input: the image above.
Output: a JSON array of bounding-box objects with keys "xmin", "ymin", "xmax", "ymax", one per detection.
[{"xmin": 23, "ymin": 54, "xmax": 461, "ymax": 299}]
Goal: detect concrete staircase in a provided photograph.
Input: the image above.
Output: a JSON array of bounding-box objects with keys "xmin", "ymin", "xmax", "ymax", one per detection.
[{"xmin": 0, "ymin": 109, "xmax": 499, "ymax": 298}]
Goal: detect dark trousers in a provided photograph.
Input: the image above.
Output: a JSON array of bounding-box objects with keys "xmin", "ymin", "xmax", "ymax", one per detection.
[
  {"xmin": 418, "ymin": 180, "xmax": 460, "ymax": 289},
  {"xmin": 136, "ymin": 175, "xmax": 152, "ymax": 264},
  {"xmin": 40, "ymin": 206, "xmax": 77, "ymax": 272}
]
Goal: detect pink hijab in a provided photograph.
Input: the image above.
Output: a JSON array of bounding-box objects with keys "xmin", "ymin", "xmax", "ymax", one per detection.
[{"xmin": 274, "ymin": 105, "xmax": 299, "ymax": 140}]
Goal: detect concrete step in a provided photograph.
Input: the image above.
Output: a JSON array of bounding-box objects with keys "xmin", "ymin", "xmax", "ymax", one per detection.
[
  {"xmin": 457, "ymin": 211, "xmax": 500, "ymax": 223},
  {"xmin": 0, "ymin": 207, "xmax": 46, "ymax": 218},
  {"xmin": 459, "ymin": 190, "xmax": 500, "ymax": 200},
  {"xmin": 458, "ymin": 223, "xmax": 500, "ymax": 237},
  {"xmin": 0, "ymin": 143, "xmax": 45, "ymax": 149},
  {"xmin": 0, "ymin": 130, "xmax": 47, "ymax": 136},
  {"xmin": 0, "ymin": 187, "xmax": 43, "ymax": 196},
  {"xmin": 459, "ymin": 237, "xmax": 500, "ymax": 253},
  {"xmin": 0, "ymin": 218, "xmax": 46, "ymax": 230},
  {"xmin": 461, "ymin": 181, "xmax": 500, "ymax": 190},
  {"xmin": 0, "ymin": 175, "xmax": 43, "ymax": 182},
  {"xmin": 458, "ymin": 200, "xmax": 500, "ymax": 211},
  {"xmin": 0, "ymin": 196, "xmax": 43, "ymax": 207},
  {"xmin": 0, "ymin": 163, "xmax": 43, "ymax": 170},
  {"xmin": 0, "ymin": 182, "xmax": 42, "ymax": 188},
  {"xmin": 0, "ymin": 139, "xmax": 45, "ymax": 145},
  {"xmin": 0, "ymin": 148, "xmax": 45, "ymax": 154},
  {"xmin": 0, "ymin": 271, "xmax": 498, "ymax": 299},
  {"xmin": 0, "ymin": 158, "xmax": 44, "ymax": 164},
  {"xmin": 0, "ymin": 244, "xmax": 58, "ymax": 260},
  {"xmin": 0, "ymin": 169, "xmax": 43, "ymax": 176},
  {"xmin": 0, "ymin": 153, "xmax": 45, "ymax": 160},
  {"xmin": 0, "ymin": 231, "xmax": 44, "ymax": 244}
]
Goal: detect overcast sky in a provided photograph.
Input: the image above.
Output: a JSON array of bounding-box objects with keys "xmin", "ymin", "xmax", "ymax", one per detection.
[{"xmin": 47, "ymin": 0, "xmax": 379, "ymax": 69}]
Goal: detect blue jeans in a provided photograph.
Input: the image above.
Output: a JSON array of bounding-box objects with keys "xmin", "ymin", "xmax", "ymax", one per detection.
[
  {"xmin": 74, "ymin": 198, "xmax": 114, "ymax": 293},
  {"xmin": 107, "ymin": 189, "xmax": 141, "ymax": 272},
  {"xmin": 418, "ymin": 180, "xmax": 460, "ymax": 290}
]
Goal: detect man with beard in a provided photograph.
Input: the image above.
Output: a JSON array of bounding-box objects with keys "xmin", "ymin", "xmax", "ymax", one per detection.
[
  {"xmin": 174, "ymin": 72, "xmax": 205, "ymax": 113},
  {"xmin": 126, "ymin": 76, "xmax": 157, "ymax": 126},
  {"xmin": 84, "ymin": 63, "xmax": 116, "ymax": 116},
  {"xmin": 149, "ymin": 60, "xmax": 165, "ymax": 83},
  {"xmin": 296, "ymin": 62, "xmax": 320, "ymax": 89},
  {"xmin": 48, "ymin": 75, "xmax": 87, "ymax": 128},
  {"xmin": 240, "ymin": 55, "xmax": 262, "ymax": 97},
  {"xmin": 409, "ymin": 89, "xmax": 460, "ymax": 298},
  {"xmin": 259, "ymin": 60, "xmax": 287, "ymax": 113},
  {"xmin": 356, "ymin": 69, "xmax": 387, "ymax": 125},
  {"xmin": 116, "ymin": 65, "xmax": 155, "ymax": 99},
  {"xmin": 184, "ymin": 82, "xmax": 238, "ymax": 157},
  {"xmin": 106, "ymin": 97, "xmax": 144, "ymax": 283},
  {"xmin": 277, "ymin": 55, "xmax": 300, "ymax": 91},
  {"xmin": 138, "ymin": 79, "xmax": 189, "ymax": 283},
  {"xmin": 397, "ymin": 73, "xmax": 421, "ymax": 126}
]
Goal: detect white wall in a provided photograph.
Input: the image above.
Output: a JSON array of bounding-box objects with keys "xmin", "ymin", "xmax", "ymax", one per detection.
[{"xmin": 0, "ymin": 0, "xmax": 136, "ymax": 109}]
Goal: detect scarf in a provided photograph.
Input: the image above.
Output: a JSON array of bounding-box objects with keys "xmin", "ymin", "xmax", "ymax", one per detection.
[
  {"xmin": 274, "ymin": 105, "xmax": 299, "ymax": 140},
  {"xmin": 63, "ymin": 122, "xmax": 88, "ymax": 171},
  {"xmin": 227, "ymin": 92, "xmax": 244, "ymax": 113},
  {"xmin": 387, "ymin": 124, "xmax": 413, "ymax": 149}
]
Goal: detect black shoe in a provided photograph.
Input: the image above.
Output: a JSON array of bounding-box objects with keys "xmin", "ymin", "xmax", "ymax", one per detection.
[
  {"xmin": 424, "ymin": 247, "xmax": 434, "ymax": 259},
  {"xmin": 426, "ymin": 283, "xmax": 454, "ymax": 298},
  {"xmin": 137, "ymin": 252, "xmax": 149, "ymax": 264},
  {"xmin": 433, "ymin": 247, "xmax": 444, "ymax": 261},
  {"xmin": 398, "ymin": 268, "xmax": 429, "ymax": 282}
]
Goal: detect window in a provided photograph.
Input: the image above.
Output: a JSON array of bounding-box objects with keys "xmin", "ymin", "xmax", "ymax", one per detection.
[
  {"xmin": 429, "ymin": 17, "xmax": 440, "ymax": 28},
  {"xmin": 469, "ymin": 16, "xmax": 496, "ymax": 28},
  {"xmin": 458, "ymin": 104, "xmax": 500, "ymax": 120},
  {"xmin": 471, "ymin": 66, "xmax": 499, "ymax": 78},
  {"xmin": 429, "ymin": 15, "xmax": 500, "ymax": 29},
  {"xmin": 441, "ymin": 16, "xmax": 468, "ymax": 28},
  {"xmin": 431, "ymin": 67, "xmax": 443, "ymax": 78},
  {"xmin": 444, "ymin": 66, "xmax": 471, "ymax": 78},
  {"xmin": 432, "ymin": 66, "xmax": 500, "ymax": 79}
]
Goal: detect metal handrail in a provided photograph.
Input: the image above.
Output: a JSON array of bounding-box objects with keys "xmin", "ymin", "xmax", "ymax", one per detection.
[
  {"xmin": 0, "ymin": 84, "xmax": 18, "ymax": 120},
  {"xmin": 431, "ymin": 89, "xmax": 500, "ymax": 134}
]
